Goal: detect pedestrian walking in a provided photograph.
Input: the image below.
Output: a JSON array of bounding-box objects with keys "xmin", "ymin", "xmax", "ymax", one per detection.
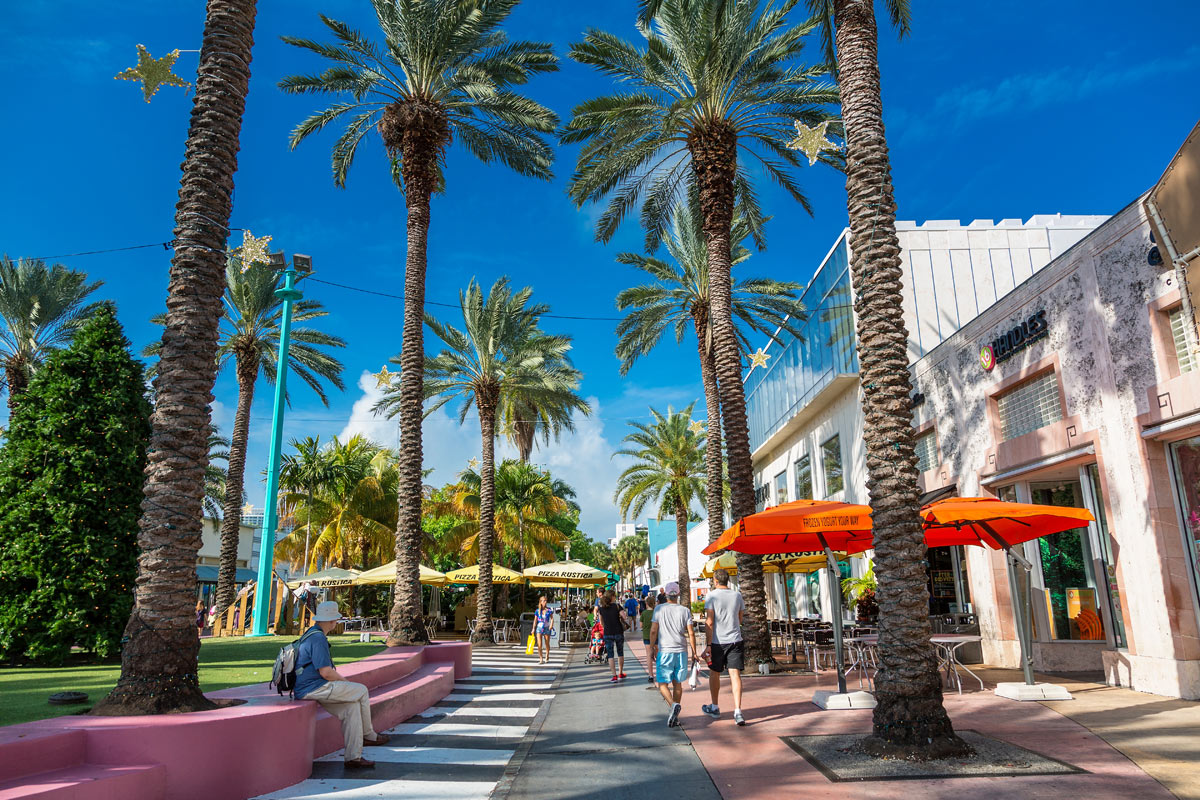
[
  {"xmin": 623, "ymin": 592, "xmax": 640, "ymax": 633},
  {"xmin": 649, "ymin": 582, "xmax": 698, "ymax": 728},
  {"xmin": 641, "ymin": 595, "xmax": 657, "ymax": 683},
  {"xmin": 596, "ymin": 590, "xmax": 630, "ymax": 682},
  {"xmin": 195, "ymin": 599, "xmax": 206, "ymax": 636},
  {"xmin": 701, "ymin": 568, "xmax": 746, "ymax": 726},
  {"xmin": 534, "ymin": 595, "xmax": 554, "ymax": 664},
  {"xmin": 656, "ymin": 588, "xmax": 668, "ymax": 606},
  {"xmin": 294, "ymin": 601, "xmax": 391, "ymax": 768}
]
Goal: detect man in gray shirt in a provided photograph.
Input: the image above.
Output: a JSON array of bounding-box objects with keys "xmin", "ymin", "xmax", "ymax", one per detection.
[
  {"xmin": 648, "ymin": 581, "xmax": 698, "ymax": 728},
  {"xmin": 701, "ymin": 568, "xmax": 746, "ymax": 725}
]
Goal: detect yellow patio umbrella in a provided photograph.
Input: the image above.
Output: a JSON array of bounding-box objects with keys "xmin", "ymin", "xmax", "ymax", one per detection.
[
  {"xmin": 445, "ymin": 564, "xmax": 525, "ymax": 585},
  {"xmin": 354, "ymin": 562, "xmax": 448, "ymax": 586},
  {"xmin": 286, "ymin": 567, "xmax": 360, "ymax": 588},
  {"xmin": 698, "ymin": 550, "xmax": 845, "ymax": 579},
  {"xmin": 522, "ymin": 559, "xmax": 610, "ymax": 588}
]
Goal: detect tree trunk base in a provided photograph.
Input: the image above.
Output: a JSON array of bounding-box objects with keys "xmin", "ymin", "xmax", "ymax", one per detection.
[
  {"xmin": 91, "ymin": 677, "xmax": 216, "ymax": 717},
  {"xmin": 470, "ymin": 628, "xmax": 496, "ymax": 646},
  {"xmin": 859, "ymin": 732, "xmax": 974, "ymax": 761},
  {"xmin": 386, "ymin": 624, "xmax": 430, "ymax": 647}
]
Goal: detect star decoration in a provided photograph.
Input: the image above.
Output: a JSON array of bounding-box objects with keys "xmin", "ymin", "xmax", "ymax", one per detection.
[
  {"xmin": 115, "ymin": 45, "xmax": 191, "ymax": 102},
  {"xmin": 688, "ymin": 420, "xmax": 706, "ymax": 436},
  {"xmin": 374, "ymin": 366, "xmax": 395, "ymax": 389},
  {"xmin": 467, "ymin": 458, "xmax": 480, "ymax": 470},
  {"xmin": 787, "ymin": 120, "xmax": 837, "ymax": 166},
  {"xmin": 748, "ymin": 348, "xmax": 771, "ymax": 370},
  {"xmin": 235, "ymin": 230, "xmax": 273, "ymax": 270},
  {"xmin": 242, "ymin": 503, "xmax": 254, "ymax": 516}
]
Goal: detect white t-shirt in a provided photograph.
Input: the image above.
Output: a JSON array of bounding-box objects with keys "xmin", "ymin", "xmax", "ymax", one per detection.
[
  {"xmin": 704, "ymin": 587, "xmax": 745, "ymax": 644},
  {"xmin": 652, "ymin": 602, "xmax": 693, "ymax": 653}
]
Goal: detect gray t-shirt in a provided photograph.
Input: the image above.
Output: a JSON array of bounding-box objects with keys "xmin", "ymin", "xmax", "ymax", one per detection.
[
  {"xmin": 704, "ymin": 588, "xmax": 745, "ymax": 644},
  {"xmin": 652, "ymin": 602, "xmax": 693, "ymax": 653}
]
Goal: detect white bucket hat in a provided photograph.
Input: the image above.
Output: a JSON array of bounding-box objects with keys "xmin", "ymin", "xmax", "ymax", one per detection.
[{"xmin": 314, "ymin": 600, "xmax": 343, "ymax": 622}]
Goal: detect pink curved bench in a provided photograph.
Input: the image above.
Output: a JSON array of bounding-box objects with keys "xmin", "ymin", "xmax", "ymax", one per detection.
[{"xmin": 0, "ymin": 641, "xmax": 470, "ymax": 800}]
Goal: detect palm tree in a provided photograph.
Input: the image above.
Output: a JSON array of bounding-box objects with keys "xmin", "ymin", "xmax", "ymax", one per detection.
[
  {"xmin": 147, "ymin": 258, "xmax": 346, "ymax": 617},
  {"xmin": 377, "ymin": 278, "xmax": 585, "ymax": 643},
  {"xmin": 499, "ymin": 394, "xmax": 580, "ymax": 463},
  {"xmin": 615, "ymin": 200, "xmax": 806, "ymax": 546},
  {"xmin": 279, "ymin": 436, "xmax": 338, "ymax": 576},
  {"xmin": 615, "ymin": 404, "xmax": 706, "ymax": 602},
  {"xmin": 565, "ymin": 0, "xmax": 837, "ymax": 664},
  {"xmin": 613, "ymin": 532, "xmax": 650, "ymax": 591},
  {"xmin": 277, "ymin": 437, "xmax": 400, "ymax": 574},
  {"xmin": 0, "ymin": 256, "xmax": 102, "ymax": 412},
  {"xmin": 280, "ymin": 0, "xmax": 559, "ymax": 646},
  {"xmin": 799, "ymin": 0, "xmax": 967, "ymax": 757},
  {"xmin": 204, "ymin": 426, "xmax": 232, "ymax": 520},
  {"xmin": 95, "ymin": 0, "xmax": 260, "ymax": 717}
]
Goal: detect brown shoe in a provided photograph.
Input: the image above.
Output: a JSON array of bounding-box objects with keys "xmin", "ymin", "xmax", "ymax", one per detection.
[
  {"xmin": 363, "ymin": 733, "xmax": 390, "ymax": 747},
  {"xmin": 344, "ymin": 757, "xmax": 375, "ymax": 769}
]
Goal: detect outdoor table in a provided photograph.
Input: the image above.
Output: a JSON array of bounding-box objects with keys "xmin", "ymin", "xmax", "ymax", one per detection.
[
  {"xmin": 931, "ymin": 634, "xmax": 984, "ymax": 694},
  {"xmin": 843, "ymin": 634, "xmax": 878, "ymax": 689}
]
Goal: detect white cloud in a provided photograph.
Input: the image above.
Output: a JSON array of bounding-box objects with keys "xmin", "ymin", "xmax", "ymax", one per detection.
[
  {"xmin": 337, "ymin": 371, "xmax": 628, "ymax": 541},
  {"xmin": 209, "ymin": 399, "xmax": 233, "ymax": 436}
]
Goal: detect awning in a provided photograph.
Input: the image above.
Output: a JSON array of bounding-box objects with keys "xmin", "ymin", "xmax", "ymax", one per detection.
[
  {"xmin": 919, "ymin": 484, "xmax": 957, "ymax": 506},
  {"xmin": 196, "ymin": 565, "xmax": 256, "ymax": 584}
]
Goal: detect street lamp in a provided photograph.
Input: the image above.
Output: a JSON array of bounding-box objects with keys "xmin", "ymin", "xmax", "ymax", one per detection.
[{"xmin": 249, "ymin": 252, "xmax": 309, "ymax": 637}]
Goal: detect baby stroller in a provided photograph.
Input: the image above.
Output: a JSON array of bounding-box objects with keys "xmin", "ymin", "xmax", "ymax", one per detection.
[{"xmin": 584, "ymin": 620, "xmax": 606, "ymax": 664}]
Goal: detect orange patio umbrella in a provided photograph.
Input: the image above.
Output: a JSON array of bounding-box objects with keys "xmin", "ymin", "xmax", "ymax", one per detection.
[{"xmin": 919, "ymin": 496, "xmax": 1095, "ymax": 687}]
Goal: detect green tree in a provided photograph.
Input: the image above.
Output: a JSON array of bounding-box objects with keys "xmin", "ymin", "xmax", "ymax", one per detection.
[
  {"xmin": 616, "ymin": 200, "xmax": 805, "ymax": 546},
  {"xmin": 590, "ymin": 540, "xmax": 614, "ymax": 573},
  {"xmin": 613, "ymin": 531, "xmax": 650, "ymax": 591},
  {"xmin": 148, "ymin": 257, "xmax": 346, "ymax": 617},
  {"xmin": 0, "ymin": 256, "xmax": 102, "ymax": 413},
  {"xmin": 98, "ymin": 0, "xmax": 260, "ymax": 716},
  {"xmin": 796, "ymin": 0, "xmax": 966, "ymax": 756},
  {"xmin": 378, "ymin": 278, "xmax": 585, "ymax": 643},
  {"xmin": 204, "ymin": 426, "xmax": 232, "ymax": 520},
  {"xmin": 0, "ymin": 306, "xmax": 150, "ymax": 664},
  {"xmin": 279, "ymin": 435, "xmax": 338, "ymax": 575},
  {"xmin": 565, "ymin": 0, "xmax": 837, "ymax": 664},
  {"xmin": 281, "ymin": 0, "xmax": 559, "ymax": 646},
  {"xmin": 615, "ymin": 404, "xmax": 706, "ymax": 601}
]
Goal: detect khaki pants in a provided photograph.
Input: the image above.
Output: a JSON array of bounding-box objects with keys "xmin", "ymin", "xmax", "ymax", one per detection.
[{"xmin": 304, "ymin": 680, "xmax": 378, "ymax": 761}]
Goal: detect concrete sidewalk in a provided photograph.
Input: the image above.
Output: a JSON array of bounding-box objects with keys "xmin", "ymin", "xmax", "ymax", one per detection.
[
  {"xmin": 624, "ymin": 638, "xmax": 1183, "ymax": 800},
  {"xmin": 504, "ymin": 642, "xmax": 721, "ymax": 800}
]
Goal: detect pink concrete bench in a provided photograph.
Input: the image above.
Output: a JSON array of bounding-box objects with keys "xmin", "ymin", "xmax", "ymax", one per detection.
[{"xmin": 0, "ymin": 641, "xmax": 469, "ymax": 800}]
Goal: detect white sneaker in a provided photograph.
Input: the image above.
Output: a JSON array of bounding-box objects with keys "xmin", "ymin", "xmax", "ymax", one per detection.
[
  {"xmin": 667, "ymin": 703, "xmax": 681, "ymax": 727},
  {"xmin": 734, "ymin": 710, "xmax": 746, "ymax": 726},
  {"xmin": 701, "ymin": 704, "xmax": 720, "ymax": 718}
]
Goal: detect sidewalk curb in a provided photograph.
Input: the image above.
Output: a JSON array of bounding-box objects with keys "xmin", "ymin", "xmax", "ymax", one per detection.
[{"xmin": 490, "ymin": 646, "xmax": 575, "ymax": 800}]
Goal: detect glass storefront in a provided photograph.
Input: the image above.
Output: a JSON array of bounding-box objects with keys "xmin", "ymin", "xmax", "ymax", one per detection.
[
  {"xmin": 1030, "ymin": 481, "xmax": 1103, "ymax": 641},
  {"xmin": 1168, "ymin": 437, "xmax": 1200, "ymax": 617}
]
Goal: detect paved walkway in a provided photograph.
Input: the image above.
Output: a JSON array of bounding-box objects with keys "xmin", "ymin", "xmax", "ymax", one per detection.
[
  {"xmin": 500, "ymin": 638, "xmax": 721, "ymax": 800},
  {"xmin": 256, "ymin": 645, "xmax": 566, "ymax": 799}
]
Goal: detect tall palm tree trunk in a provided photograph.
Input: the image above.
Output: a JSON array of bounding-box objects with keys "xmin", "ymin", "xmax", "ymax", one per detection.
[
  {"xmin": 387, "ymin": 135, "xmax": 440, "ymax": 647},
  {"xmin": 693, "ymin": 312, "xmax": 725, "ymax": 544},
  {"xmin": 214, "ymin": 352, "xmax": 256, "ymax": 617},
  {"xmin": 472, "ymin": 395, "xmax": 498, "ymax": 645},
  {"xmin": 690, "ymin": 124, "xmax": 773, "ymax": 665},
  {"xmin": 833, "ymin": 0, "xmax": 966, "ymax": 756},
  {"xmin": 5, "ymin": 356, "xmax": 28, "ymax": 414},
  {"xmin": 94, "ymin": 0, "xmax": 257, "ymax": 716},
  {"xmin": 674, "ymin": 499, "xmax": 691, "ymax": 606}
]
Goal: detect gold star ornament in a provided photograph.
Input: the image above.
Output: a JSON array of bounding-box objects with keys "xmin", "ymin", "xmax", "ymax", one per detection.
[
  {"xmin": 115, "ymin": 45, "xmax": 191, "ymax": 102},
  {"xmin": 467, "ymin": 458, "xmax": 480, "ymax": 470},
  {"xmin": 236, "ymin": 230, "xmax": 273, "ymax": 271},
  {"xmin": 688, "ymin": 420, "xmax": 706, "ymax": 436},
  {"xmin": 374, "ymin": 366, "xmax": 395, "ymax": 389},
  {"xmin": 748, "ymin": 348, "xmax": 771, "ymax": 370},
  {"xmin": 787, "ymin": 120, "xmax": 837, "ymax": 166}
]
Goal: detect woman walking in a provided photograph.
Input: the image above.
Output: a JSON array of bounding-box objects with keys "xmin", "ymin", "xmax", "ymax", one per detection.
[
  {"xmin": 597, "ymin": 590, "xmax": 630, "ymax": 682},
  {"xmin": 534, "ymin": 595, "xmax": 555, "ymax": 664}
]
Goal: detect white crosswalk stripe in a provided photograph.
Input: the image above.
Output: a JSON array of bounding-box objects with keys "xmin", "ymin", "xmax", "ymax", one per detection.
[{"xmin": 255, "ymin": 646, "xmax": 567, "ymax": 799}]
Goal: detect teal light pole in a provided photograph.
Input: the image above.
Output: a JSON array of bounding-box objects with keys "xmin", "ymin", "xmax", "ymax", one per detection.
[{"xmin": 250, "ymin": 254, "xmax": 307, "ymax": 637}]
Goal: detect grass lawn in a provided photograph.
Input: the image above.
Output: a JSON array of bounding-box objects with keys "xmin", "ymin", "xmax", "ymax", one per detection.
[{"xmin": 0, "ymin": 634, "xmax": 385, "ymax": 727}]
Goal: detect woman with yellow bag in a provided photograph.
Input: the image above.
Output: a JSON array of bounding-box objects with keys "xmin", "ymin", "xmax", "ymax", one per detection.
[{"xmin": 532, "ymin": 595, "xmax": 554, "ymax": 663}]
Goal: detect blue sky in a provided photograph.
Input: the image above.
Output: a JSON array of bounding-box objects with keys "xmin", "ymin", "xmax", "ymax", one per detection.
[{"xmin": 1, "ymin": 1, "xmax": 1197, "ymax": 541}]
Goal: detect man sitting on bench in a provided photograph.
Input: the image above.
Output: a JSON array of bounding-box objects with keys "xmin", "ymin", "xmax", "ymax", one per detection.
[{"xmin": 294, "ymin": 601, "xmax": 391, "ymax": 768}]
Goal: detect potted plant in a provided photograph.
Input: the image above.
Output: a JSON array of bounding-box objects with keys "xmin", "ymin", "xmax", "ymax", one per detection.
[{"xmin": 841, "ymin": 561, "xmax": 878, "ymax": 625}]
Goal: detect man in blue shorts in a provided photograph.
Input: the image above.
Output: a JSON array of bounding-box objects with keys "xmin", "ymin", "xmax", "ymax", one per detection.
[
  {"xmin": 623, "ymin": 592, "xmax": 640, "ymax": 633},
  {"xmin": 649, "ymin": 581, "xmax": 698, "ymax": 728}
]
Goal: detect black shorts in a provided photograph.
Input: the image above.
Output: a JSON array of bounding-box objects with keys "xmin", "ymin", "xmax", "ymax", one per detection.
[{"xmin": 708, "ymin": 641, "xmax": 744, "ymax": 673}]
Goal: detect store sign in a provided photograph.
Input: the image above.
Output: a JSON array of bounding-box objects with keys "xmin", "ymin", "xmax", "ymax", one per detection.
[{"xmin": 982, "ymin": 310, "xmax": 1049, "ymax": 370}]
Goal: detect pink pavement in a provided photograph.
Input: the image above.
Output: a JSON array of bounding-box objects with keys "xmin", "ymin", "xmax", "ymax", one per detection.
[
  {"xmin": 625, "ymin": 638, "xmax": 1172, "ymax": 800},
  {"xmin": 0, "ymin": 641, "xmax": 469, "ymax": 800}
]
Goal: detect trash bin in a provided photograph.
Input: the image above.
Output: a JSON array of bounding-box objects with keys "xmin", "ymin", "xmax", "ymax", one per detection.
[{"xmin": 519, "ymin": 612, "xmax": 535, "ymax": 643}]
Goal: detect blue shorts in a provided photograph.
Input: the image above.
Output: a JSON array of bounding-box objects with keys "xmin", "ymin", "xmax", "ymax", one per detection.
[
  {"xmin": 603, "ymin": 634, "xmax": 625, "ymax": 660},
  {"xmin": 656, "ymin": 651, "xmax": 689, "ymax": 684}
]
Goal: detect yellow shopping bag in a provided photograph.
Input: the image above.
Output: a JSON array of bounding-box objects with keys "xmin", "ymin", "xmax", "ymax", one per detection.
[{"xmin": 525, "ymin": 633, "xmax": 536, "ymax": 655}]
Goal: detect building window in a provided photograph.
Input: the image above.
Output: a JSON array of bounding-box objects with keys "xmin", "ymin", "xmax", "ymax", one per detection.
[
  {"xmin": 795, "ymin": 455, "xmax": 813, "ymax": 500},
  {"xmin": 914, "ymin": 430, "xmax": 938, "ymax": 473},
  {"xmin": 821, "ymin": 435, "xmax": 843, "ymax": 496},
  {"xmin": 996, "ymin": 371, "xmax": 1063, "ymax": 440},
  {"xmin": 1169, "ymin": 306, "xmax": 1197, "ymax": 374},
  {"xmin": 1030, "ymin": 482, "xmax": 1102, "ymax": 641},
  {"xmin": 774, "ymin": 471, "xmax": 788, "ymax": 506}
]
